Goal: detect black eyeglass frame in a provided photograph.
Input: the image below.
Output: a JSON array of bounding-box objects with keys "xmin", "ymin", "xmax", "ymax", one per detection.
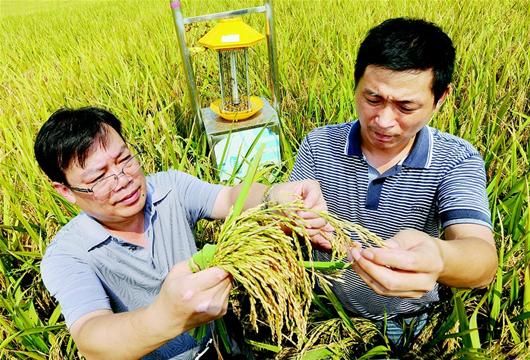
[{"xmin": 67, "ymin": 153, "xmax": 142, "ymax": 197}]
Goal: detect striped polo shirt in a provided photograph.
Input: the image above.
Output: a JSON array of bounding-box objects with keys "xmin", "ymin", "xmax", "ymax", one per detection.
[{"xmin": 290, "ymin": 120, "xmax": 491, "ymax": 320}]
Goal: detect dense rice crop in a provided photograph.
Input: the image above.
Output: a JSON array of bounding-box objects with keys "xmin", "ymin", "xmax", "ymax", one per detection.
[{"xmin": 1, "ymin": 0, "xmax": 529, "ymax": 358}]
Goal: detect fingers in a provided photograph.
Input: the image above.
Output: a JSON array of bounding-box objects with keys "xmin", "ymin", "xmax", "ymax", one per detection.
[
  {"xmin": 360, "ymin": 241, "xmax": 444, "ymax": 275},
  {"xmin": 301, "ymin": 215, "xmax": 332, "ymax": 231},
  {"xmin": 169, "ymin": 261, "xmax": 229, "ymax": 286},
  {"xmin": 299, "ymin": 180, "xmax": 323, "ymax": 208},
  {"xmin": 276, "ymin": 180, "xmax": 333, "ymax": 236},
  {"xmin": 274, "ymin": 180, "xmax": 336, "ymax": 252},
  {"xmin": 309, "ymin": 232, "xmax": 333, "ymax": 251},
  {"xmin": 190, "ymin": 266, "xmax": 231, "ymax": 291},
  {"xmin": 352, "ymin": 228, "xmax": 444, "ymax": 273},
  {"xmin": 351, "ymin": 261, "xmax": 428, "ymax": 298},
  {"xmin": 349, "ymin": 248, "xmax": 437, "ymax": 297},
  {"xmin": 271, "ymin": 183, "xmax": 301, "ymax": 204},
  {"xmin": 195, "ymin": 277, "xmax": 232, "ymax": 316},
  {"xmin": 159, "ymin": 264, "xmax": 232, "ymax": 331},
  {"xmin": 271, "ymin": 180, "xmax": 328, "ymax": 213},
  {"xmin": 360, "ymin": 247, "xmax": 423, "ymax": 272},
  {"xmin": 297, "ymin": 209, "xmax": 325, "ymax": 219},
  {"xmin": 169, "ymin": 259, "xmax": 194, "ymax": 277},
  {"xmin": 296, "ymin": 209, "xmax": 335, "ymax": 249},
  {"xmin": 388, "ymin": 229, "xmax": 431, "ymax": 249},
  {"xmin": 307, "ymin": 227, "xmax": 334, "ymax": 239},
  {"xmin": 216, "ymin": 278, "xmax": 232, "ymax": 315}
]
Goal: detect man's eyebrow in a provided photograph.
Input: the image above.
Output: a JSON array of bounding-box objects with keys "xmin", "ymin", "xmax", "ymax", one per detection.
[
  {"xmin": 363, "ymin": 88, "xmax": 379, "ymax": 96},
  {"xmin": 362, "ymin": 87, "xmax": 424, "ymax": 105},
  {"xmin": 117, "ymin": 145, "xmax": 129, "ymax": 157},
  {"xmin": 80, "ymin": 145, "xmax": 129, "ymax": 179},
  {"xmin": 395, "ymin": 99, "xmax": 422, "ymax": 106}
]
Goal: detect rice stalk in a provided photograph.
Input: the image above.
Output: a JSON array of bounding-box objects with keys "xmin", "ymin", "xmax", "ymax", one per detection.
[
  {"xmin": 276, "ymin": 317, "xmax": 380, "ymax": 360},
  {"xmin": 190, "ymin": 199, "xmax": 386, "ymax": 348},
  {"xmin": 210, "ymin": 202, "xmax": 315, "ymax": 347}
]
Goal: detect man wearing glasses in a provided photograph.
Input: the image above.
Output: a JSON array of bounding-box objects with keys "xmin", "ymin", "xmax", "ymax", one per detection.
[{"xmin": 34, "ymin": 107, "xmax": 332, "ymax": 360}]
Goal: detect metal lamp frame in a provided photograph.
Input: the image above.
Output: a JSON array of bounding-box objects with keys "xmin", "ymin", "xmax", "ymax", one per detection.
[{"xmin": 169, "ymin": 0, "xmax": 280, "ymax": 129}]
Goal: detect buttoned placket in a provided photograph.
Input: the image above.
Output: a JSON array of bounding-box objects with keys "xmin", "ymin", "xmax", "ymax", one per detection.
[{"xmin": 362, "ymin": 154, "xmax": 407, "ymax": 210}]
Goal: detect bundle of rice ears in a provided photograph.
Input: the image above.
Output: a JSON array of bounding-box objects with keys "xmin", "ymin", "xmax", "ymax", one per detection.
[{"xmin": 190, "ymin": 147, "xmax": 385, "ymax": 348}]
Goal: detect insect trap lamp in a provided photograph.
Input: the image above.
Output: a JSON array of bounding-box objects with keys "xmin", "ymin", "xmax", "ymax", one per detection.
[{"xmin": 170, "ymin": 1, "xmax": 282, "ymax": 182}]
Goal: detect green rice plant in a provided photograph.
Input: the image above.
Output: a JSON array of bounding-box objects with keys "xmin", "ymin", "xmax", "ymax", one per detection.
[
  {"xmin": 291, "ymin": 301, "xmax": 384, "ymax": 360},
  {"xmin": 273, "ymin": 275, "xmax": 389, "ymax": 360},
  {"xmin": 0, "ymin": 0, "xmax": 529, "ymax": 358},
  {"xmin": 0, "ymin": 246, "xmax": 72, "ymax": 359},
  {"xmin": 278, "ymin": 318, "xmax": 365, "ymax": 360}
]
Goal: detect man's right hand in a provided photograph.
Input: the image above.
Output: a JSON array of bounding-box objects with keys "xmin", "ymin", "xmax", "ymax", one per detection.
[
  {"xmin": 150, "ymin": 260, "xmax": 232, "ymax": 339},
  {"xmin": 68, "ymin": 261, "xmax": 231, "ymax": 360}
]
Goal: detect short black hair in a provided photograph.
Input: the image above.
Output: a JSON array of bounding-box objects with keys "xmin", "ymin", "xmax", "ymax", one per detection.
[
  {"xmin": 34, "ymin": 107, "xmax": 124, "ymax": 184},
  {"xmin": 354, "ymin": 17, "xmax": 456, "ymax": 103}
]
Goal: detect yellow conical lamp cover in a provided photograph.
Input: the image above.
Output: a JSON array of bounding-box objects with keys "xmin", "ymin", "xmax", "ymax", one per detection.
[{"xmin": 198, "ymin": 18, "xmax": 265, "ymax": 50}]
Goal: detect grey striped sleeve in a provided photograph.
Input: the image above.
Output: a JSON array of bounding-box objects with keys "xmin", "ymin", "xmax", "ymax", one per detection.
[
  {"xmin": 438, "ymin": 154, "xmax": 492, "ymax": 228},
  {"xmin": 41, "ymin": 240, "xmax": 111, "ymax": 328},
  {"xmin": 290, "ymin": 135, "xmax": 317, "ymax": 182}
]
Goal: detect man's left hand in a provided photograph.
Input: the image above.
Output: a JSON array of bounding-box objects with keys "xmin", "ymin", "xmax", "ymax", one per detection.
[
  {"xmin": 271, "ymin": 180, "xmax": 334, "ymax": 250},
  {"xmin": 349, "ymin": 229, "xmax": 444, "ymax": 298}
]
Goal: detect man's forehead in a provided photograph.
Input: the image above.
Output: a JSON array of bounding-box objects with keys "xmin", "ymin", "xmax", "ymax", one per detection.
[
  {"xmin": 360, "ymin": 66, "xmax": 434, "ymax": 100},
  {"xmin": 68, "ymin": 137, "xmax": 127, "ymax": 175},
  {"xmin": 87, "ymin": 142, "xmax": 127, "ymax": 164}
]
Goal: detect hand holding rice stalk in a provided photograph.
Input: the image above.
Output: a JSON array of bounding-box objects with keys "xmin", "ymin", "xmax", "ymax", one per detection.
[{"xmin": 189, "ymin": 146, "xmax": 386, "ymax": 348}]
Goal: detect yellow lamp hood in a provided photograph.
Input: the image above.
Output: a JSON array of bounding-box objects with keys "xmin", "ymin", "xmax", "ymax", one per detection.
[{"xmin": 198, "ymin": 18, "xmax": 265, "ymax": 50}]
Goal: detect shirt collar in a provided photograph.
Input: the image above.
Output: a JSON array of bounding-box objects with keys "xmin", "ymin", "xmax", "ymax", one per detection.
[
  {"xmin": 150, "ymin": 175, "xmax": 172, "ymax": 205},
  {"xmin": 344, "ymin": 120, "xmax": 433, "ymax": 169},
  {"xmin": 78, "ymin": 213, "xmax": 112, "ymax": 252},
  {"xmin": 402, "ymin": 126, "xmax": 433, "ymax": 168},
  {"xmin": 344, "ymin": 120, "xmax": 363, "ymax": 157},
  {"xmin": 80, "ymin": 176, "xmax": 172, "ymax": 251}
]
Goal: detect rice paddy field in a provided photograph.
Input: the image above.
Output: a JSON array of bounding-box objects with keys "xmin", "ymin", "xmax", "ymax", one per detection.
[{"xmin": 1, "ymin": 0, "xmax": 529, "ymax": 358}]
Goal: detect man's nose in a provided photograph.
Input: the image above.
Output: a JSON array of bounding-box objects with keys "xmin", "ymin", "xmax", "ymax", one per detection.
[
  {"xmin": 114, "ymin": 169, "xmax": 132, "ymax": 192},
  {"xmin": 374, "ymin": 105, "xmax": 396, "ymax": 128}
]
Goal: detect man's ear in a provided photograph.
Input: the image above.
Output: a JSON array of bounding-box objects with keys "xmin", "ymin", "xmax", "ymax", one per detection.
[
  {"xmin": 435, "ymin": 85, "xmax": 452, "ymax": 111},
  {"xmin": 52, "ymin": 182, "xmax": 76, "ymax": 204}
]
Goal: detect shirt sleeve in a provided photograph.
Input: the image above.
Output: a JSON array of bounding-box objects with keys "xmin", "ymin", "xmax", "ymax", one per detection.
[
  {"xmin": 169, "ymin": 170, "xmax": 223, "ymax": 223},
  {"xmin": 41, "ymin": 240, "xmax": 111, "ymax": 328},
  {"xmin": 289, "ymin": 135, "xmax": 317, "ymax": 182},
  {"xmin": 437, "ymin": 154, "xmax": 492, "ymax": 229}
]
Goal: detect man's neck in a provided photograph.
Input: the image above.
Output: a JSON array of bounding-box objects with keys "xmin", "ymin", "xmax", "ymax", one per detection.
[
  {"xmin": 102, "ymin": 212, "xmax": 147, "ymax": 247},
  {"xmin": 362, "ymin": 137, "xmax": 415, "ymax": 174}
]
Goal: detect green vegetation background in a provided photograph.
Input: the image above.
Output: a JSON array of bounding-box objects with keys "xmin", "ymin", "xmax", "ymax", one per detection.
[{"xmin": 1, "ymin": 0, "xmax": 529, "ymax": 358}]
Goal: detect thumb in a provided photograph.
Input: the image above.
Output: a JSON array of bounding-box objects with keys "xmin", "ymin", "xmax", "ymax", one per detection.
[
  {"xmin": 300, "ymin": 181, "xmax": 322, "ymax": 208},
  {"xmin": 191, "ymin": 267, "xmax": 230, "ymax": 291},
  {"xmin": 168, "ymin": 260, "xmax": 194, "ymax": 278},
  {"xmin": 384, "ymin": 239, "xmax": 400, "ymax": 249}
]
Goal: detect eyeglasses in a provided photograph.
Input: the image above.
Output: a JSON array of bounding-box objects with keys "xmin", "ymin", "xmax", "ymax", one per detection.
[{"xmin": 69, "ymin": 153, "xmax": 142, "ymax": 200}]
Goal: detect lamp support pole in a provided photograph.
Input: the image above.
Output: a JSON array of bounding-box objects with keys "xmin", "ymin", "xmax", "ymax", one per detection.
[
  {"xmin": 264, "ymin": 0, "xmax": 280, "ymax": 112},
  {"xmin": 170, "ymin": 0, "xmax": 203, "ymax": 128}
]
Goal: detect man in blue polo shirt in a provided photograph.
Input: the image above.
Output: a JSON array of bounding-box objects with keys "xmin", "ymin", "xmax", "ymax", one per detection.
[
  {"xmin": 290, "ymin": 18, "xmax": 498, "ymax": 349},
  {"xmin": 34, "ymin": 107, "xmax": 332, "ymax": 359}
]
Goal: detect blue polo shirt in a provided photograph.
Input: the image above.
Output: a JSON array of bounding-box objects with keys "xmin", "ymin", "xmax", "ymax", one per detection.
[
  {"xmin": 41, "ymin": 170, "xmax": 223, "ymax": 359},
  {"xmin": 290, "ymin": 121, "xmax": 491, "ymax": 320}
]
